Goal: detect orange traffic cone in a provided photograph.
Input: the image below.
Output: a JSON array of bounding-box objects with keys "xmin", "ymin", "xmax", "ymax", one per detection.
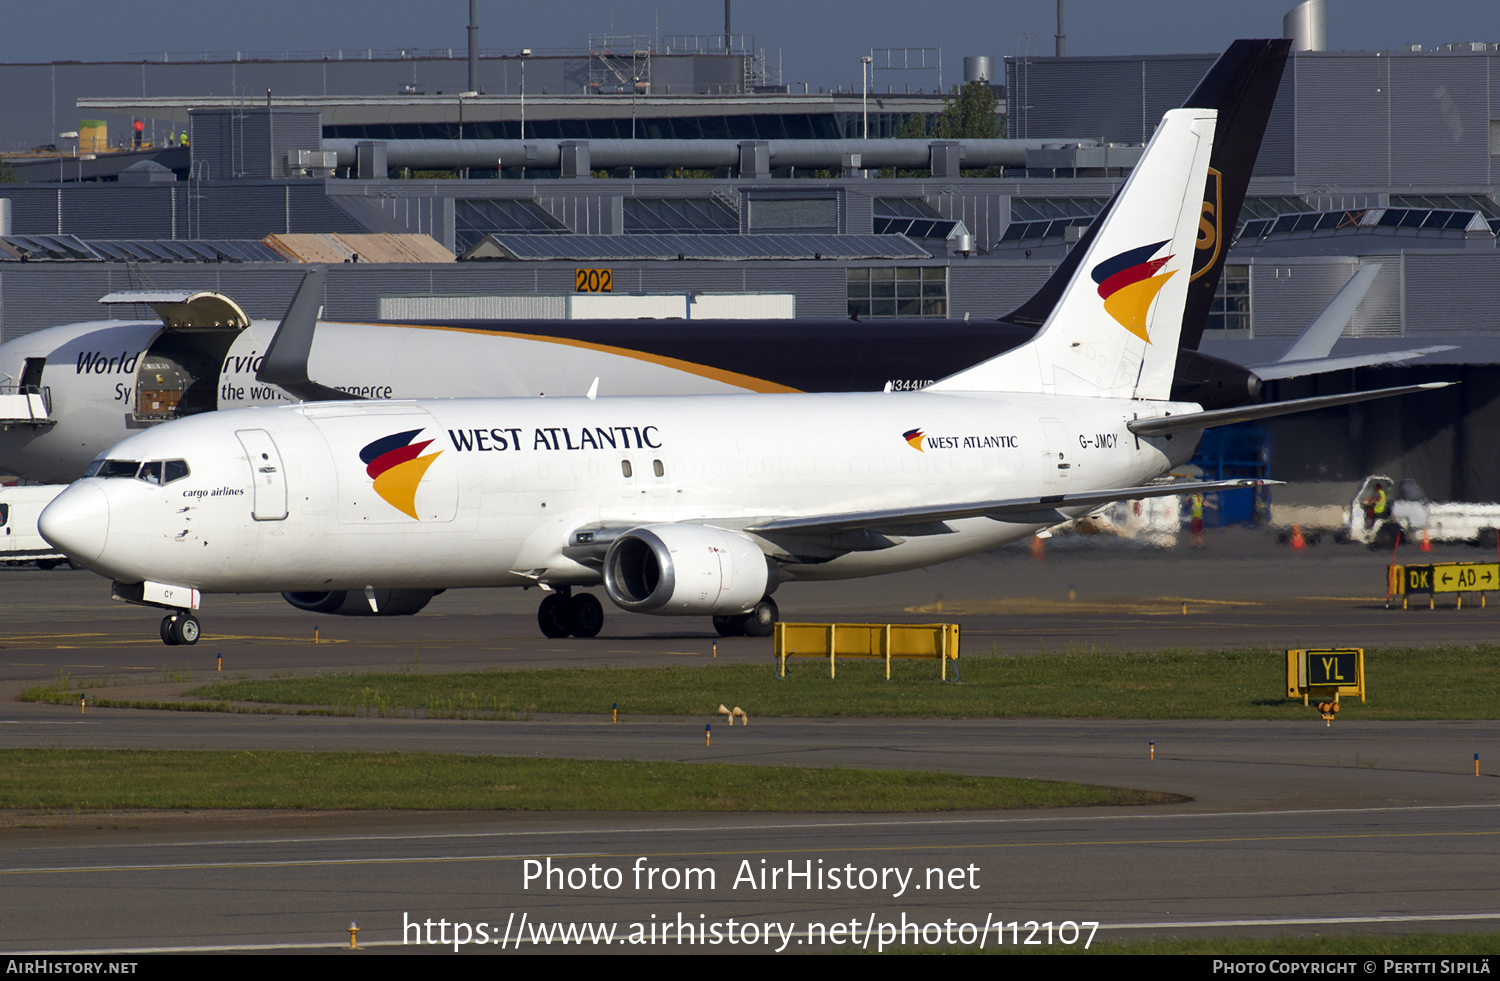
[
  {"xmin": 1030, "ymin": 535, "xmax": 1046, "ymax": 561},
  {"xmin": 1421, "ymin": 529, "xmax": 1432, "ymax": 552},
  {"xmin": 1290, "ymin": 525, "xmax": 1306, "ymax": 551}
]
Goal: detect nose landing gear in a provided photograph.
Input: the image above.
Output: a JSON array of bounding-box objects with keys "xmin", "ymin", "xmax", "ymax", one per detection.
[{"xmin": 160, "ymin": 612, "xmax": 201, "ymax": 646}]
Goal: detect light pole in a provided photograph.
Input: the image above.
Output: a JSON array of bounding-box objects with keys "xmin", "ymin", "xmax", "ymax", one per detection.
[
  {"xmin": 631, "ymin": 76, "xmax": 639, "ymax": 140},
  {"xmin": 58, "ymin": 130, "xmax": 78, "ymax": 183},
  {"xmin": 458, "ymin": 91, "xmax": 477, "ymax": 177},
  {"xmin": 860, "ymin": 55, "xmax": 873, "ymax": 139},
  {"xmin": 519, "ymin": 48, "xmax": 530, "ymax": 142}
]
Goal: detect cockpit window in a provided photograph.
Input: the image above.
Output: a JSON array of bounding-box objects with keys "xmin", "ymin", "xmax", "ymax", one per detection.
[
  {"xmin": 86, "ymin": 458, "xmax": 190, "ymax": 484},
  {"xmin": 137, "ymin": 460, "xmax": 190, "ymax": 485},
  {"xmin": 96, "ymin": 459, "xmax": 141, "ymax": 479}
]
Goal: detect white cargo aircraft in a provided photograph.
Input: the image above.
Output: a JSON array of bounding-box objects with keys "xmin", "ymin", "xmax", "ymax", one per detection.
[{"xmin": 38, "ymin": 93, "xmax": 1449, "ymax": 645}]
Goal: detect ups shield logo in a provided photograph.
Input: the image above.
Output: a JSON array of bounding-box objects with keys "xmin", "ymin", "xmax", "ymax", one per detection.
[{"xmin": 1191, "ymin": 166, "xmax": 1223, "ymax": 283}]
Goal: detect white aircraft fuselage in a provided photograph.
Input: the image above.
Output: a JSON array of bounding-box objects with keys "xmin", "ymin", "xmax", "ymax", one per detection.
[{"xmin": 45, "ymin": 391, "xmax": 1198, "ymax": 597}]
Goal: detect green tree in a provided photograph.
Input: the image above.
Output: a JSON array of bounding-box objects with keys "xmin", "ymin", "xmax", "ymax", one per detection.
[
  {"xmin": 935, "ymin": 81, "xmax": 1005, "ymax": 176},
  {"xmin": 897, "ymin": 113, "xmax": 928, "ymax": 139},
  {"xmin": 0, "ymin": 161, "xmax": 20, "ymax": 183},
  {"xmin": 936, "ymin": 80, "xmax": 1004, "ymax": 139}
]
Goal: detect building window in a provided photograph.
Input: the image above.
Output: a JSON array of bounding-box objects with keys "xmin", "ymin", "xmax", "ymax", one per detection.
[
  {"xmin": 1206, "ymin": 264, "xmax": 1251, "ymax": 335},
  {"xmin": 848, "ymin": 267, "xmax": 947, "ymax": 318}
]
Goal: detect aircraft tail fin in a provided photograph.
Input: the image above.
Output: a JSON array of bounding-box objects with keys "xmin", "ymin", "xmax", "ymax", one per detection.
[
  {"xmin": 927, "ymin": 107, "xmax": 1216, "ymax": 399},
  {"xmin": 255, "ymin": 266, "xmax": 359, "ymax": 402},
  {"xmin": 1177, "ymin": 39, "xmax": 1292, "ymax": 353},
  {"xmin": 997, "ymin": 40, "xmax": 1289, "ymax": 349}
]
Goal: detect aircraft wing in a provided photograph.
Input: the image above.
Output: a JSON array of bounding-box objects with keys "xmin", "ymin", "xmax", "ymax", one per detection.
[
  {"xmin": 1247, "ymin": 346, "xmax": 1457, "ymax": 381},
  {"xmin": 1127, "ymin": 382, "xmax": 1454, "ymax": 437},
  {"xmin": 742, "ymin": 478, "xmax": 1276, "ymax": 536}
]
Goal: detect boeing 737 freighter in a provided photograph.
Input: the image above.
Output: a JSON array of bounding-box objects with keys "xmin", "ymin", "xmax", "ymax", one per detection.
[{"xmin": 37, "ymin": 43, "xmax": 1450, "ymax": 645}]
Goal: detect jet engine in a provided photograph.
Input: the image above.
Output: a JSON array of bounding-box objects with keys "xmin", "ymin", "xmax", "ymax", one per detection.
[
  {"xmin": 1171, "ymin": 349, "xmax": 1262, "ymax": 410},
  {"xmin": 603, "ymin": 524, "xmax": 770, "ymax": 616},
  {"xmin": 281, "ymin": 589, "xmax": 439, "ymax": 617}
]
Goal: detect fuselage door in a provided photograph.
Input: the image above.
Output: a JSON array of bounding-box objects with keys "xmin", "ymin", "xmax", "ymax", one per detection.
[
  {"xmin": 236, "ymin": 429, "xmax": 288, "ymax": 521},
  {"xmin": 1039, "ymin": 418, "xmax": 1071, "ymax": 494}
]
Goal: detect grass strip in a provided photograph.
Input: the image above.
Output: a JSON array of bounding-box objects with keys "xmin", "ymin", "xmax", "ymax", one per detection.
[
  {"xmin": 161, "ymin": 645, "xmax": 1500, "ymax": 721},
  {"xmin": 0, "ymin": 750, "xmax": 1178, "ymax": 812}
]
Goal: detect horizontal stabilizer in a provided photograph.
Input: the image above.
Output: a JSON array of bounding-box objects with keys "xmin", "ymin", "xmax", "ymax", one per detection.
[
  {"xmin": 1248, "ymin": 346, "xmax": 1457, "ymax": 381},
  {"xmin": 744, "ymin": 478, "xmax": 1277, "ymax": 536},
  {"xmin": 1128, "ymin": 382, "xmax": 1454, "ymax": 437}
]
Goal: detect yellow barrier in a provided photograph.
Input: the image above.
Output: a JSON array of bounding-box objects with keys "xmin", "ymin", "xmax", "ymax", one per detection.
[{"xmin": 772, "ymin": 622, "xmax": 961, "ymax": 679}]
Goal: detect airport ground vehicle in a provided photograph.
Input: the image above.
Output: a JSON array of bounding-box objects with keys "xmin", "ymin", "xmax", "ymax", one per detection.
[
  {"xmin": 38, "ymin": 48, "xmax": 1449, "ymax": 644},
  {"xmin": 0, "ymin": 483, "xmax": 68, "ymax": 568},
  {"xmin": 1345, "ymin": 474, "xmax": 1500, "ymax": 549}
]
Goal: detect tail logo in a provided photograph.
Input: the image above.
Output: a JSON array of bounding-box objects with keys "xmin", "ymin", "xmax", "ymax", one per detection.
[
  {"xmin": 1091, "ymin": 239, "xmax": 1177, "ymax": 343},
  {"xmin": 902, "ymin": 428, "xmax": 926, "ymax": 452},
  {"xmin": 1191, "ymin": 166, "xmax": 1224, "ymax": 282},
  {"xmin": 359, "ymin": 429, "xmax": 441, "ymax": 519}
]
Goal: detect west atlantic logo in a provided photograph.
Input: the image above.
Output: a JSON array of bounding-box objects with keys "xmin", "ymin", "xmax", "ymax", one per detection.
[
  {"xmin": 902, "ymin": 427, "xmax": 1017, "ymax": 451},
  {"xmin": 359, "ymin": 429, "xmax": 442, "ymax": 520},
  {"xmin": 1090, "ymin": 239, "xmax": 1176, "ymax": 343}
]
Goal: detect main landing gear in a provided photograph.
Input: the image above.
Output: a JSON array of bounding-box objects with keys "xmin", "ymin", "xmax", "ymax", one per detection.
[
  {"xmin": 713, "ymin": 597, "xmax": 778, "ymax": 639},
  {"xmin": 160, "ymin": 611, "xmax": 201, "ymax": 646},
  {"xmin": 537, "ymin": 588, "xmax": 604, "ymax": 639}
]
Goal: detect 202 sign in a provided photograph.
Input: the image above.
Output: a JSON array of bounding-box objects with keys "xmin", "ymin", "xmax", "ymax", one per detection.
[{"xmin": 575, "ymin": 269, "xmax": 613, "ymax": 293}]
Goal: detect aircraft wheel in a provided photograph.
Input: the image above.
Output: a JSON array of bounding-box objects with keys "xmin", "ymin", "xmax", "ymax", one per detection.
[
  {"xmin": 742, "ymin": 597, "xmax": 778, "ymax": 638},
  {"xmin": 170, "ymin": 614, "xmax": 201, "ymax": 646},
  {"xmin": 537, "ymin": 594, "xmax": 571, "ymax": 638},
  {"xmin": 160, "ymin": 615, "xmax": 180, "ymax": 646},
  {"xmin": 567, "ymin": 593, "xmax": 604, "ymax": 638},
  {"xmin": 712, "ymin": 616, "xmax": 744, "ymax": 637},
  {"xmin": 35, "ymin": 559, "xmax": 60, "ymax": 571}
]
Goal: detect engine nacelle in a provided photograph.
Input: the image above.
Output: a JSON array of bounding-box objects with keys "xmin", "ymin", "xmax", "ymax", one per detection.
[
  {"xmin": 603, "ymin": 524, "xmax": 770, "ymax": 616},
  {"xmin": 281, "ymin": 589, "xmax": 439, "ymax": 617},
  {"xmin": 1171, "ymin": 349, "xmax": 1262, "ymax": 411}
]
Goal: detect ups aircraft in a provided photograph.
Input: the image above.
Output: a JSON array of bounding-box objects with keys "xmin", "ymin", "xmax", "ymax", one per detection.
[
  {"xmin": 0, "ymin": 40, "xmax": 1446, "ymax": 492},
  {"xmin": 37, "ymin": 40, "xmax": 1450, "ymax": 645}
]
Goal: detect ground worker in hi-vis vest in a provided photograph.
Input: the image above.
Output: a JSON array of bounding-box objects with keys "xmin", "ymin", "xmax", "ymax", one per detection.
[{"xmin": 1364, "ymin": 482, "xmax": 1388, "ymax": 530}]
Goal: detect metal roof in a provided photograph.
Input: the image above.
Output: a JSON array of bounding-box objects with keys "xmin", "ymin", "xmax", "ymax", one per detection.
[
  {"xmin": 0, "ymin": 237, "xmax": 287, "ymax": 263},
  {"xmin": 873, "ymin": 217, "xmax": 965, "ymax": 241},
  {"xmin": 1238, "ymin": 209, "xmax": 1493, "ymax": 243},
  {"xmin": 464, "ymin": 233, "xmax": 931, "ymax": 262}
]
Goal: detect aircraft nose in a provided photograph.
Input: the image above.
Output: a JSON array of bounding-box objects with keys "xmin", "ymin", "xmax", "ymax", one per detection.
[{"xmin": 39, "ymin": 482, "xmax": 110, "ymax": 564}]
